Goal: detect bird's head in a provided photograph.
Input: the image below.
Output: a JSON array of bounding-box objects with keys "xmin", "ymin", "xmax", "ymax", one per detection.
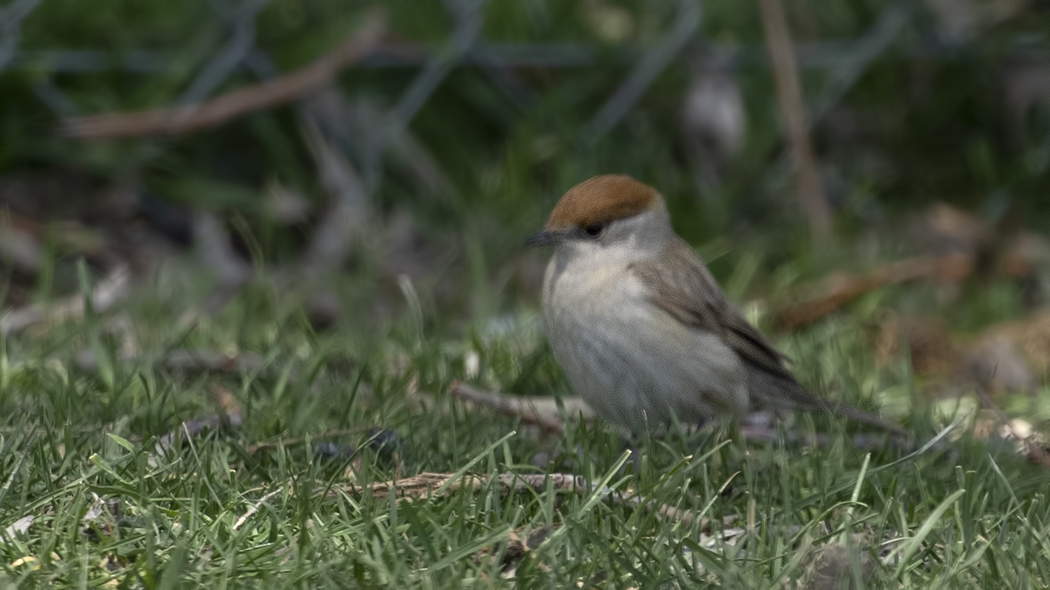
[{"xmin": 526, "ymin": 175, "xmax": 673, "ymax": 256}]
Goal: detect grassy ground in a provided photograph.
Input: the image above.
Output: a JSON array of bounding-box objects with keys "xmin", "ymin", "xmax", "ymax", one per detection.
[{"xmin": 2, "ymin": 258, "xmax": 1050, "ymax": 589}]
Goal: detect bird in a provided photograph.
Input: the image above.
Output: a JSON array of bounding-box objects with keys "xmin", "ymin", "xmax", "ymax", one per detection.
[{"xmin": 526, "ymin": 174, "xmax": 905, "ymax": 436}]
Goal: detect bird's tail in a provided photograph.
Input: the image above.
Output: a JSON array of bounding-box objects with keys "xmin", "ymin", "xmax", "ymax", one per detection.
[
  {"xmin": 814, "ymin": 397, "xmax": 909, "ymax": 437},
  {"xmin": 750, "ymin": 370, "xmax": 908, "ymax": 437}
]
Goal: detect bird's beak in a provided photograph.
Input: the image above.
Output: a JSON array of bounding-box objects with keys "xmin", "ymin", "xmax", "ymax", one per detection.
[{"xmin": 524, "ymin": 229, "xmax": 566, "ymax": 247}]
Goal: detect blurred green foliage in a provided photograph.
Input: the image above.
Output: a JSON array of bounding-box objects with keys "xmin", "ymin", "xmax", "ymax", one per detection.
[{"xmin": 1, "ymin": 0, "xmax": 1049, "ymax": 279}]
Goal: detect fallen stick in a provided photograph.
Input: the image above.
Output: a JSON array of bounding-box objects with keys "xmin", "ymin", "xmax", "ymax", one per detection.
[
  {"xmin": 59, "ymin": 9, "xmax": 386, "ymax": 139},
  {"xmin": 451, "ymin": 383, "xmax": 902, "ymax": 446},
  {"xmin": 335, "ymin": 471, "xmax": 583, "ymax": 500},
  {"xmin": 232, "ymin": 486, "xmax": 288, "ymax": 532},
  {"xmin": 449, "ymin": 382, "xmax": 594, "ymax": 434},
  {"xmin": 331, "ymin": 470, "xmax": 702, "ymax": 527},
  {"xmin": 770, "ymin": 254, "xmax": 973, "ymax": 331}
]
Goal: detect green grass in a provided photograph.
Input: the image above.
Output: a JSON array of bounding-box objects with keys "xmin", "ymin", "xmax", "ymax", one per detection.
[{"xmin": 2, "ymin": 258, "xmax": 1050, "ymax": 588}]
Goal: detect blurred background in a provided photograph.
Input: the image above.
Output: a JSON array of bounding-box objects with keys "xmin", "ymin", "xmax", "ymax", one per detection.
[{"xmin": 2, "ymin": 0, "xmax": 1050, "ymax": 413}]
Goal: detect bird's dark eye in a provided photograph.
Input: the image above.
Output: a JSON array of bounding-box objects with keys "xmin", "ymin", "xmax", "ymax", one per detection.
[{"xmin": 584, "ymin": 223, "xmax": 604, "ymax": 237}]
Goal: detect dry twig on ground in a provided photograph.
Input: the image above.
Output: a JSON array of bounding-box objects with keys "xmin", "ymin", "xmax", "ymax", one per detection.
[
  {"xmin": 449, "ymin": 382, "xmax": 594, "ymax": 434},
  {"xmin": 332, "ymin": 470, "xmax": 703, "ymax": 527}
]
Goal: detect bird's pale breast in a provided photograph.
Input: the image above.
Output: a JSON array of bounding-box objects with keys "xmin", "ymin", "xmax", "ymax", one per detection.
[{"xmin": 542, "ymin": 247, "xmax": 748, "ymax": 432}]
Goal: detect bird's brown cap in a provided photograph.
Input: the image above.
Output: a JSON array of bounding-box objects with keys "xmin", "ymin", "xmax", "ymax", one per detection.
[{"xmin": 544, "ymin": 174, "xmax": 661, "ymax": 231}]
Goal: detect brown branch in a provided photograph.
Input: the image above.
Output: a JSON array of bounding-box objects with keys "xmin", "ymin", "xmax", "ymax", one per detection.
[
  {"xmin": 771, "ymin": 254, "xmax": 974, "ymax": 331},
  {"xmin": 59, "ymin": 9, "xmax": 386, "ymax": 139},
  {"xmin": 449, "ymin": 382, "xmax": 594, "ymax": 434},
  {"xmin": 759, "ymin": 0, "xmax": 831, "ymax": 243}
]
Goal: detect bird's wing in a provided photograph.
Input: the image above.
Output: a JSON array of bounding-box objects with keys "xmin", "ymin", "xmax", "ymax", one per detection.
[
  {"xmin": 630, "ymin": 237, "xmax": 795, "ymax": 383},
  {"xmin": 631, "ymin": 239, "xmax": 908, "ymax": 435}
]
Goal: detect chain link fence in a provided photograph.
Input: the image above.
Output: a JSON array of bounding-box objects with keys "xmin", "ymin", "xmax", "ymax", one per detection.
[
  {"xmin": 3, "ymin": 1, "xmax": 1045, "ymax": 163},
  {"xmin": 3, "ymin": 0, "xmax": 1016, "ymax": 175}
]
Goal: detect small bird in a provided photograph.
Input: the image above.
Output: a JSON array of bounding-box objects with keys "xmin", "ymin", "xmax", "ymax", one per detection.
[{"xmin": 527, "ymin": 175, "xmax": 904, "ymax": 436}]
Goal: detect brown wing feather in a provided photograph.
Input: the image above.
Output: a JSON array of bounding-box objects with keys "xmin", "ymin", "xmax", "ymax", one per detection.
[
  {"xmin": 632, "ymin": 238, "xmax": 906, "ymax": 434},
  {"xmin": 631, "ymin": 237, "xmax": 792, "ymax": 377}
]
